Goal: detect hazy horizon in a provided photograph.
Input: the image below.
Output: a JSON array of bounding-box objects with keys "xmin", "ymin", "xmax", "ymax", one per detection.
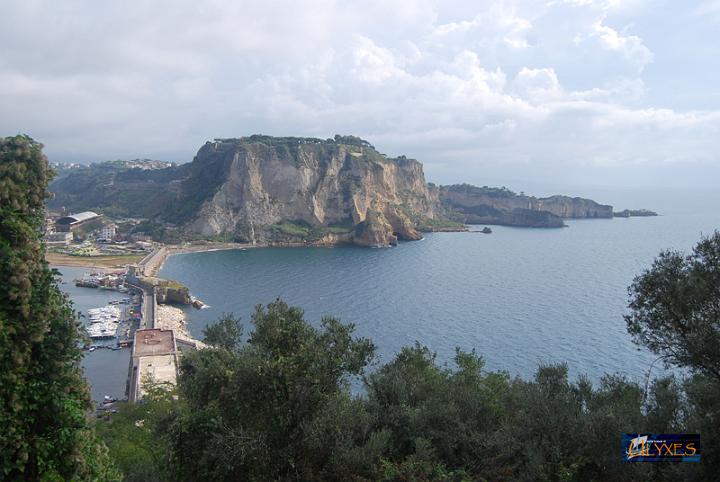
[{"xmin": 3, "ymin": 0, "xmax": 720, "ymax": 189}]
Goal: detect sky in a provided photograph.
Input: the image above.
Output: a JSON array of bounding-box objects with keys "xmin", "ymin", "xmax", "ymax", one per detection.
[{"xmin": 1, "ymin": 0, "xmax": 719, "ymax": 191}]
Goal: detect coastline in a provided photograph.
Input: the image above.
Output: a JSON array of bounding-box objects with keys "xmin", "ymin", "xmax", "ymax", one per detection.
[
  {"xmin": 156, "ymin": 303, "xmax": 206, "ymax": 348},
  {"xmin": 160, "ymin": 241, "xmax": 265, "ymax": 274},
  {"xmin": 167, "ymin": 241, "xmax": 265, "ymax": 255}
]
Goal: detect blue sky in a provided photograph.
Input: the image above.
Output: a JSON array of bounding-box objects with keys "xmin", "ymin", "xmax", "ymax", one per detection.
[{"xmin": 1, "ymin": 0, "xmax": 719, "ymax": 190}]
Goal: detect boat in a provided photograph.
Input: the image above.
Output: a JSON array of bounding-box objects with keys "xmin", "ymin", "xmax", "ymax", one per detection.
[
  {"xmin": 86, "ymin": 304, "xmax": 121, "ymax": 339},
  {"xmin": 75, "ymin": 279, "xmax": 99, "ymax": 288}
]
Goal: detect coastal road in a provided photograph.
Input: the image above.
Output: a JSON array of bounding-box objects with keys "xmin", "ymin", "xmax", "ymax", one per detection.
[
  {"xmin": 141, "ymin": 286, "xmax": 156, "ymax": 330},
  {"xmin": 126, "ymin": 282, "xmax": 156, "ymax": 330}
]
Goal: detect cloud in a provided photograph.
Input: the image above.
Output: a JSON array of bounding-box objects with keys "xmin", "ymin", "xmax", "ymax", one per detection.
[
  {"xmin": 0, "ymin": 0, "xmax": 717, "ymax": 188},
  {"xmin": 581, "ymin": 20, "xmax": 654, "ymax": 72},
  {"xmin": 511, "ymin": 67, "xmax": 562, "ymax": 101}
]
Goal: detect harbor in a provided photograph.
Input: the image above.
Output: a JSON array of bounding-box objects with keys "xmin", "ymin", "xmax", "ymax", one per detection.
[{"xmin": 58, "ymin": 247, "xmax": 206, "ymax": 404}]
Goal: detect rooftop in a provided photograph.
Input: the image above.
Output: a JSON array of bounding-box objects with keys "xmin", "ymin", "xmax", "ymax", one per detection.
[
  {"xmin": 132, "ymin": 328, "xmax": 176, "ymax": 357},
  {"xmin": 55, "ymin": 211, "xmax": 100, "ymax": 225}
]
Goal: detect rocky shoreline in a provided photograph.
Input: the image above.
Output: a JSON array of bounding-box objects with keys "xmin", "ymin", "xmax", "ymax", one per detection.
[{"xmin": 156, "ymin": 304, "xmax": 205, "ymax": 348}]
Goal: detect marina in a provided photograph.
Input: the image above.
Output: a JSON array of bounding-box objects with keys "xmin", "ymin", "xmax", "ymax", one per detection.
[{"xmin": 59, "ymin": 247, "xmax": 200, "ymax": 403}]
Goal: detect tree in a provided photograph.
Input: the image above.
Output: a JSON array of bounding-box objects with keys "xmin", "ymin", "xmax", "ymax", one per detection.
[
  {"xmin": 0, "ymin": 135, "xmax": 118, "ymax": 480},
  {"xmin": 165, "ymin": 300, "xmax": 376, "ymax": 481},
  {"xmin": 626, "ymin": 231, "xmax": 720, "ymax": 380},
  {"xmin": 202, "ymin": 312, "xmax": 243, "ymax": 352}
]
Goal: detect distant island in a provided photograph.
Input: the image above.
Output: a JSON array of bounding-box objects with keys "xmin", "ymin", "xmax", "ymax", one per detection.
[
  {"xmin": 613, "ymin": 209, "xmax": 658, "ymax": 217},
  {"xmin": 49, "ymin": 135, "xmax": 653, "ymax": 248}
]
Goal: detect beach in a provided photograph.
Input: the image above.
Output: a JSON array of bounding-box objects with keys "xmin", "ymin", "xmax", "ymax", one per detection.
[
  {"xmin": 156, "ymin": 304, "xmax": 206, "ymax": 348},
  {"xmin": 46, "ymin": 252, "xmax": 144, "ymax": 268}
]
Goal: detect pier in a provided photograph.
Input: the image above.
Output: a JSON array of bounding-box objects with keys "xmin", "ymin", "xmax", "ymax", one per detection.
[
  {"xmin": 125, "ymin": 247, "xmax": 178, "ymax": 402},
  {"xmin": 127, "ymin": 328, "xmax": 178, "ymax": 402},
  {"xmin": 72, "ymin": 245, "xmax": 191, "ymax": 402}
]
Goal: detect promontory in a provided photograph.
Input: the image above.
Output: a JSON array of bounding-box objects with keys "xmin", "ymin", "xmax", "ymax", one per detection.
[{"xmin": 49, "ymin": 135, "xmax": 639, "ymax": 247}]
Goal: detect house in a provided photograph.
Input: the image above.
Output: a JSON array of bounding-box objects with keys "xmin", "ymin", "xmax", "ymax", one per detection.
[{"xmin": 98, "ymin": 223, "xmax": 117, "ymax": 242}]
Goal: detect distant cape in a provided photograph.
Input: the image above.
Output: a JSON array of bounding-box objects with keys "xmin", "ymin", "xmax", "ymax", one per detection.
[{"xmin": 50, "ymin": 135, "xmax": 628, "ymax": 247}]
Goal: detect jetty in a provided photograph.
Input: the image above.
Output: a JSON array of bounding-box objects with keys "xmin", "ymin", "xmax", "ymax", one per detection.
[
  {"xmin": 127, "ymin": 328, "xmax": 178, "ymax": 402},
  {"xmin": 124, "ymin": 247, "xmax": 204, "ymax": 401},
  {"xmin": 125, "ymin": 247, "xmax": 178, "ymax": 402},
  {"xmin": 71, "ymin": 245, "xmax": 199, "ymax": 402}
]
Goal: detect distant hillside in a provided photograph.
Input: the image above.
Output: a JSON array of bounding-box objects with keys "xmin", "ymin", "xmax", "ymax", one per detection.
[
  {"xmin": 50, "ymin": 136, "xmax": 455, "ymax": 246},
  {"xmin": 437, "ymin": 184, "xmax": 613, "ymax": 227},
  {"xmin": 49, "ymin": 160, "xmax": 189, "ymax": 219},
  {"xmin": 49, "ymin": 135, "xmax": 620, "ymax": 245}
]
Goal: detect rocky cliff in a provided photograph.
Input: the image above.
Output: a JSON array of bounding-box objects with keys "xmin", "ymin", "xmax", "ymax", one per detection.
[
  {"xmin": 439, "ymin": 184, "xmax": 613, "ymax": 227},
  {"xmin": 137, "ymin": 276, "xmax": 192, "ymax": 305},
  {"xmin": 176, "ymin": 135, "xmax": 441, "ymax": 247},
  {"xmin": 48, "ymin": 136, "xmax": 628, "ymax": 245},
  {"xmin": 613, "ymin": 209, "xmax": 658, "ymax": 217}
]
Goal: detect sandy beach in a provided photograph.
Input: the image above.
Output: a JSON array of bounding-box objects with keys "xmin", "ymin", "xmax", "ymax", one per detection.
[
  {"xmin": 46, "ymin": 252, "xmax": 144, "ymax": 268},
  {"xmin": 167, "ymin": 241, "xmax": 264, "ymax": 255}
]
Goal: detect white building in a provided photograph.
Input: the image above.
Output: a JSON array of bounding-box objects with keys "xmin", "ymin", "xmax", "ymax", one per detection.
[{"xmin": 99, "ymin": 224, "xmax": 117, "ymax": 242}]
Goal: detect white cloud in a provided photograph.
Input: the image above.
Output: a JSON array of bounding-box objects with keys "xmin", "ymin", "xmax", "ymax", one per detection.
[
  {"xmin": 583, "ymin": 20, "xmax": 654, "ymax": 72},
  {"xmin": 0, "ymin": 0, "xmax": 717, "ymax": 188},
  {"xmin": 512, "ymin": 67, "xmax": 562, "ymax": 101}
]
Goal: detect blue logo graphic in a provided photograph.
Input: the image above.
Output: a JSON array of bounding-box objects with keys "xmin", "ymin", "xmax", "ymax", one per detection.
[{"xmin": 623, "ymin": 433, "xmax": 701, "ymax": 462}]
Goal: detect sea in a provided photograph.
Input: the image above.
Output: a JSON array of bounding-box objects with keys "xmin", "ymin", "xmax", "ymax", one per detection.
[{"xmin": 56, "ymin": 187, "xmax": 719, "ymax": 401}]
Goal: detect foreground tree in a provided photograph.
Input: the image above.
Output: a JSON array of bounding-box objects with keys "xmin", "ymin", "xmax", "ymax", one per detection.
[
  {"xmin": 627, "ymin": 232, "xmax": 720, "ymax": 479},
  {"xmin": 0, "ymin": 135, "xmax": 117, "ymax": 480},
  {"xmin": 626, "ymin": 231, "xmax": 720, "ymax": 380},
  {"xmin": 165, "ymin": 300, "xmax": 376, "ymax": 481}
]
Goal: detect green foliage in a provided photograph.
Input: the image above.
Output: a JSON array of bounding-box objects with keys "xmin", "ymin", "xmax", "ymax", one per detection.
[
  {"xmin": 97, "ymin": 298, "xmax": 708, "ymax": 481},
  {"xmin": 94, "ymin": 230, "xmax": 720, "ymax": 481},
  {"xmin": 626, "ymin": 231, "xmax": 720, "ymax": 380},
  {"xmin": 94, "ymin": 388, "xmax": 177, "ymax": 482},
  {"xmin": 132, "ymin": 220, "xmax": 184, "ymax": 243},
  {"xmin": 0, "ymin": 135, "xmax": 118, "ymax": 480},
  {"xmin": 415, "ymin": 217, "xmax": 466, "ymax": 231},
  {"xmin": 446, "ymin": 183, "xmax": 518, "ymax": 198},
  {"xmin": 268, "ymin": 220, "xmax": 354, "ymax": 242},
  {"xmin": 333, "ymin": 134, "xmax": 375, "ymax": 149},
  {"xmin": 202, "ymin": 312, "xmax": 243, "ymax": 352},
  {"xmin": 270, "ymin": 220, "xmax": 312, "ymax": 237},
  {"xmin": 164, "ymin": 300, "xmax": 376, "ymax": 480}
]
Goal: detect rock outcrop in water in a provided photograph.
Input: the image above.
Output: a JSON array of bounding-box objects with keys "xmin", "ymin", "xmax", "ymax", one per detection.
[{"xmin": 613, "ymin": 209, "xmax": 658, "ymax": 217}]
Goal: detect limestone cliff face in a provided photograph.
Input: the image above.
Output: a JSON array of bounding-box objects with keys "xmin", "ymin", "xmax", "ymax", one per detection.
[
  {"xmin": 181, "ymin": 136, "xmax": 437, "ymax": 247},
  {"xmin": 439, "ymin": 185, "xmax": 613, "ymax": 227},
  {"xmin": 533, "ymin": 195, "xmax": 613, "ymax": 218}
]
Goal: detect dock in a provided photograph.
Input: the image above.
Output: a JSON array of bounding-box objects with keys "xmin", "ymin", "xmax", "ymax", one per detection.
[
  {"xmin": 127, "ymin": 328, "xmax": 178, "ymax": 402},
  {"xmin": 125, "ymin": 247, "xmax": 183, "ymax": 402},
  {"xmin": 73, "ymin": 246, "xmax": 192, "ymax": 402}
]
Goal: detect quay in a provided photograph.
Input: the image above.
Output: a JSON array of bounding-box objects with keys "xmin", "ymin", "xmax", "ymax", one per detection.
[
  {"xmin": 74, "ymin": 245, "xmax": 191, "ymax": 402},
  {"xmin": 127, "ymin": 328, "xmax": 178, "ymax": 402},
  {"xmin": 125, "ymin": 247, "xmax": 183, "ymax": 402}
]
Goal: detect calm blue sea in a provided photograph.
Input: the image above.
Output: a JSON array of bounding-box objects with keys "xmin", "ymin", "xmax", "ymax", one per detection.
[{"xmin": 59, "ymin": 188, "xmax": 719, "ymax": 400}]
